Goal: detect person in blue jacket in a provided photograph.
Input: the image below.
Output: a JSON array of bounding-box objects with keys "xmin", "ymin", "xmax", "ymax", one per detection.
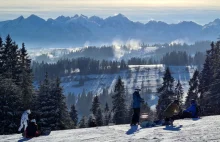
[
  {"xmin": 182, "ymin": 99, "xmax": 199, "ymax": 118},
  {"xmin": 131, "ymin": 88, "xmax": 144, "ymax": 126}
]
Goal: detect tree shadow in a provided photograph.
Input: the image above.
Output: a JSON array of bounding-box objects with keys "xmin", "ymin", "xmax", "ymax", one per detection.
[
  {"xmin": 17, "ymin": 138, "xmax": 32, "ymax": 142},
  {"xmin": 126, "ymin": 125, "xmax": 139, "ymax": 135},
  {"xmin": 163, "ymin": 125, "xmax": 182, "ymax": 131}
]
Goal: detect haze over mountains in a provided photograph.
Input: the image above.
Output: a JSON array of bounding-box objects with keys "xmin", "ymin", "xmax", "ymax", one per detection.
[{"xmin": 0, "ymin": 14, "xmax": 219, "ymax": 48}]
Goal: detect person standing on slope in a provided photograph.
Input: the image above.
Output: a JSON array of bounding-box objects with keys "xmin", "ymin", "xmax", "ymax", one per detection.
[
  {"xmin": 131, "ymin": 88, "xmax": 144, "ymax": 126},
  {"xmin": 18, "ymin": 109, "xmax": 31, "ymax": 132},
  {"xmin": 163, "ymin": 100, "xmax": 180, "ymax": 126}
]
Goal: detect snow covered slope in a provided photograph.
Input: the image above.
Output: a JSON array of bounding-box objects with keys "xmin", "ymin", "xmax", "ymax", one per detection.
[{"xmin": 1, "ymin": 115, "xmax": 220, "ymax": 142}]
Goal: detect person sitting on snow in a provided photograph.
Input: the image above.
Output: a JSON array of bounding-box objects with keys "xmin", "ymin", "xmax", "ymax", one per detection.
[
  {"xmin": 26, "ymin": 116, "xmax": 41, "ymax": 138},
  {"xmin": 18, "ymin": 109, "xmax": 31, "ymax": 132},
  {"xmin": 163, "ymin": 100, "xmax": 180, "ymax": 126},
  {"xmin": 182, "ymin": 99, "xmax": 200, "ymax": 118},
  {"xmin": 131, "ymin": 87, "xmax": 144, "ymax": 126}
]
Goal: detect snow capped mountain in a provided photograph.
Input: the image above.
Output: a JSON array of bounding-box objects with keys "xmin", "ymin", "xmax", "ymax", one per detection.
[
  {"xmin": 1, "ymin": 115, "xmax": 220, "ymax": 142},
  {"xmin": 0, "ymin": 14, "xmax": 219, "ymax": 47}
]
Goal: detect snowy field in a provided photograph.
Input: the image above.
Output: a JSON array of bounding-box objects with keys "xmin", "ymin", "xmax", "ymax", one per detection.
[{"xmin": 1, "ymin": 115, "xmax": 220, "ymax": 142}]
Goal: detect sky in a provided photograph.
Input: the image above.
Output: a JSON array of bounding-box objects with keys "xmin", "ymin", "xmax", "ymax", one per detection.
[{"xmin": 0, "ymin": 0, "xmax": 220, "ymax": 25}]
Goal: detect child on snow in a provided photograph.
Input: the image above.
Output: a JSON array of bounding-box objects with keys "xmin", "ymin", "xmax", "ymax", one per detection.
[
  {"xmin": 163, "ymin": 100, "xmax": 180, "ymax": 126},
  {"xmin": 131, "ymin": 88, "xmax": 144, "ymax": 126},
  {"xmin": 18, "ymin": 109, "xmax": 31, "ymax": 132},
  {"xmin": 25, "ymin": 114, "xmax": 41, "ymax": 138}
]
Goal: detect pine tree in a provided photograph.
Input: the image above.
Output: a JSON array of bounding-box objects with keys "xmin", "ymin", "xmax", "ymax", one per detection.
[
  {"xmin": 175, "ymin": 80, "xmax": 184, "ymax": 106},
  {"xmin": 91, "ymin": 95, "xmax": 100, "ymax": 115},
  {"xmin": 19, "ymin": 43, "xmax": 33, "ymax": 109},
  {"xmin": 185, "ymin": 70, "xmax": 199, "ymax": 108},
  {"xmin": 112, "ymin": 76, "xmax": 127, "ymax": 124},
  {"xmin": 0, "ymin": 77, "xmax": 22, "ymax": 134},
  {"xmin": 104, "ymin": 102, "xmax": 110, "ymax": 125},
  {"xmin": 51, "ymin": 77, "xmax": 73, "ymax": 130},
  {"xmin": 70, "ymin": 104, "xmax": 78, "ymax": 127},
  {"xmin": 79, "ymin": 116, "xmax": 87, "ymax": 128},
  {"xmin": 37, "ymin": 72, "xmax": 55, "ymax": 129},
  {"xmin": 96, "ymin": 108, "xmax": 103, "ymax": 126},
  {"xmin": 156, "ymin": 67, "xmax": 175, "ymax": 119}
]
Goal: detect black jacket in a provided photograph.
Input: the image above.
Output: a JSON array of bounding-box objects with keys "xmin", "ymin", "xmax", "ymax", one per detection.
[{"xmin": 26, "ymin": 122, "xmax": 38, "ymax": 137}]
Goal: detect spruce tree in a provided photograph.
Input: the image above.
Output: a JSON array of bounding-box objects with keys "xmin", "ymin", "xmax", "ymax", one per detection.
[
  {"xmin": 175, "ymin": 80, "xmax": 184, "ymax": 106},
  {"xmin": 91, "ymin": 95, "xmax": 100, "ymax": 115},
  {"xmin": 104, "ymin": 102, "xmax": 110, "ymax": 125},
  {"xmin": 37, "ymin": 72, "xmax": 55, "ymax": 129},
  {"xmin": 185, "ymin": 70, "xmax": 199, "ymax": 108},
  {"xmin": 51, "ymin": 77, "xmax": 73, "ymax": 130},
  {"xmin": 0, "ymin": 77, "xmax": 22, "ymax": 134},
  {"xmin": 96, "ymin": 108, "xmax": 103, "ymax": 126},
  {"xmin": 19, "ymin": 43, "xmax": 33, "ymax": 109},
  {"xmin": 79, "ymin": 116, "xmax": 87, "ymax": 128},
  {"xmin": 156, "ymin": 67, "xmax": 175, "ymax": 119},
  {"xmin": 70, "ymin": 104, "xmax": 78, "ymax": 127},
  {"xmin": 112, "ymin": 76, "xmax": 127, "ymax": 124}
]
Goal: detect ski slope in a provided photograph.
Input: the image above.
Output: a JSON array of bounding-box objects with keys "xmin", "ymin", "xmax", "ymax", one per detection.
[{"xmin": 1, "ymin": 115, "xmax": 220, "ymax": 142}]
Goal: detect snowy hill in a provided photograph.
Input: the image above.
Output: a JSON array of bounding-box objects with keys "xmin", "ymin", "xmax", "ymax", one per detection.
[
  {"xmin": 60, "ymin": 65, "xmax": 196, "ymax": 109},
  {"xmin": 1, "ymin": 115, "xmax": 220, "ymax": 142},
  {"xmin": 0, "ymin": 14, "xmax": 219, "ymax": 47}
]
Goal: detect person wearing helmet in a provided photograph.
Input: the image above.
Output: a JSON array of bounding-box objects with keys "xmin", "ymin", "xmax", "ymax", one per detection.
[
  {"xmin": 18, "ymin": 109, "xmax": 31, "ymax": 132},
  {"xmin": 163, "ymin": 100, "xmax": 180, "ymax": 126},
  {"xmin": 182, "ymin": 99, "xmax": 199, "ymax": 118},
  {"xmin": 131, "ymin": 87, "xmax": 144, "ymax": 126}
]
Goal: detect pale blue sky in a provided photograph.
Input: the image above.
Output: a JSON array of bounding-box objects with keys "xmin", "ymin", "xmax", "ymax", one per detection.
[{"xmin": 0, "ymin": 0, "xmax": 220, "ymax": 25}]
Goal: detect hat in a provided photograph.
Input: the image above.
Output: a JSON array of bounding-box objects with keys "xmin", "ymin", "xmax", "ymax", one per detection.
[
  {"xmin": 31, "ymin": 119, "xmax": 36, "ymax": 123},
  {"xmin": 191, "ymin": 99, "xmax": 196, "ymax": 104},
  {"xmin": 135, "ymin": 86, "xmax": 141, "ymax": 91},
  {"xmin": 26, "ymin": 109, "xmax": 31, "ymax": 114}
]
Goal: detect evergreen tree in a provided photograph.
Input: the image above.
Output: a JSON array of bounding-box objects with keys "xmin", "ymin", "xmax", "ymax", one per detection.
[
  {"xmin": 37, "ymin": 72, "xmax": 55, "ymax": 129},
  {"xmin": 70, "ymin": 104, "xmax": 78, "ymax": 127},
  {"xmin": 96, "ymin": 108, "xmax": 103, "ymax": 126},
  {"xmin": 112, "ymin": 76, "xmax": 127, "ymax": 124},
  {"xmin": 91, "ymin": 95, "xmax": 100, "ymax": 115},
  {"xmin": 19, "ymin": 43, "xmax": 33, "ymax": 109},
  {"xmin": 175, "ymin": 80, "xmax": 184, "ymax": 106},
  {"xmin": 104, "ymin": 102, "xmax": 110, "ymax": 125},
  {"xmin": 185, "ymin": 70, "xmax": 199, "ymax": 108},
  {"xmin": 79, "ymin": 116, "xmax": 87, "ymax": 128},
  {"xmin": 0, "ymin": 77, "xmax": 22, "ymax": 134},
  {"xmin": 51, "ymin": 77, "xmax": 73, "ymax": 130},
  {"xmin": 156, "ymin": 67, "xmax": 175, "ymax": 119}
]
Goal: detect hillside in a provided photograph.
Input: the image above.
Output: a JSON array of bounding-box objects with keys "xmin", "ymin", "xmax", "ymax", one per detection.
[
  {"xmin": 0, "ymin": 14, "xmax": 219, "ymax": 47},
  {"xmin": 1, "ymin": 115, "xmax": 220, "ymax": 142}
]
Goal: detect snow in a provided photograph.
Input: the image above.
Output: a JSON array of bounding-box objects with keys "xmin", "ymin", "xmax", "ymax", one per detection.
[{"xmin": 1, "ymin": 115, "xmax": 220, "ymax": 142}]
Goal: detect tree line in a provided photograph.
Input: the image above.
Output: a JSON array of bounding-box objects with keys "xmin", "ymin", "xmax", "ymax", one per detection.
[{"xmin": 32, "ymin": 58, "xmax": 128, "ymax": 81}]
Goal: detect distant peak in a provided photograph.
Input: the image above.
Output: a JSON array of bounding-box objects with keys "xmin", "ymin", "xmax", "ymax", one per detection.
[
  {"xmin": 114, "ymin": 13, "xmax": 125, "ymax": 17},
  {"xmin": 80, "ymin": 14, "xmax": 88, "ymax": 19},
  {"xmin": 55, "ymin": 15, "xmax": 71, "ymax": 21},
  {"xmin": 15, "ymin": 16, "xmax": 24, "ymax": 20},
  {"xmin": 73, "ymin": 14, "xmax": 79, "ymax": 18}
]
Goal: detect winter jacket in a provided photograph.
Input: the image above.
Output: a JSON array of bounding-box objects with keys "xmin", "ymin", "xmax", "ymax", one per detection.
[
  {"xmin": 133, "ymin": 91, "xmax": 144, "ymax": 108},
  {"xmin": 185, "ymin": 103, "xmax": 198, "ymax": 118},
  {"xmin": 26, "ymin": 122, "xmax": 38, "ymax": 137},
  {"xmin": 163, "ymin": 103, "xmax": 180, "ymax": 118},
  {"xmin": 21, "ymin": 111, "xmax": 29, "ymax": 123}
]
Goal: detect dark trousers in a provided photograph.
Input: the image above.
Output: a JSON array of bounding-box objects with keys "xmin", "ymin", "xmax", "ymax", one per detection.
[{"xmin": 131, "ymin": 108, "xmax": 140, "ymax": 125}]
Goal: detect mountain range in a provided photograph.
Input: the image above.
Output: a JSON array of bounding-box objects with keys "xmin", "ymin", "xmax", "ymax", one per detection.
[{"xmin": 0, "ymin": 14, "xmax": 219, "ymax": 48}]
